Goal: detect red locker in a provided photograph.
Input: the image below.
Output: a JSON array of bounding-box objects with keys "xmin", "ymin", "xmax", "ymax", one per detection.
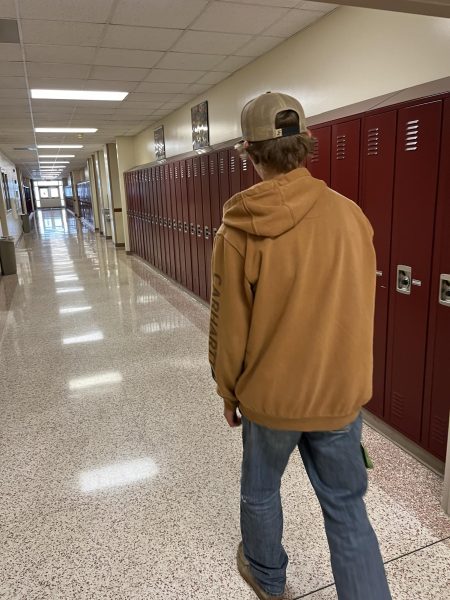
[
  {"xmin": 155, "ymin": 166, "xmax": 167, "ymax": 274},
  {"xmin": 360, "ymin": 110, "xmax": 397, "ymax": 418},
  {"xmin": 240, "ymin": 154, "xmax": 254, "ymax": 191},
  {"xmin": 229, "ymin": 147, "xmax": 241, "ymax": 196},
  {"xmin": 200, "ymin": 154, "xmax": 213, "ymax": 300},
  {"xmin": 186, "ymin": 158, "xmax": 200, "ymax": 296},
  {"xmin": 218, "ymin": 149, "xmax": 230, "ymax": 218},
  {"xmin": 193, "ymin": 156, "xmax": 207, "ymax": 300},
  {"xmin": 307, "ymin": 126, "xmax": 331, "ymax": 185},
  {"xmin": 163, "ymin": 164, "xmax": 175, "ymax": 279},
  {"xmin": 144, "ymin": 169, "xmax": 153, "ymax": 265},
  {"xmin": 386, "ymin": 100, "xmax": 443, "ymax": 442},
  {"xmin": 137, "ymin": 170, "xmax": 144, "ymax": 259},
  {"xmin": 423, "ymin": 97, "xmax": 450, "ymax": 460},
  {"xmin": 180, "ymin": 160, "xmax": 193, "ymax": 291},
  {"xmin": 331, "ymin": 119, "xmax": 361, "ymax": 203},
  {"xmin": 150, "ymin": 167, "xmax": 158, "ymax": 269},
  {"xmin": 209, "ymin": 152, "xmax": 221, "ymax": 238},
  {"xmin": 174, "ymin": 162, "xmax": 187, "ymax": 287},
  {"xmin": 169, "ymin": 162, "xmax": 181, "ymax": 283}
]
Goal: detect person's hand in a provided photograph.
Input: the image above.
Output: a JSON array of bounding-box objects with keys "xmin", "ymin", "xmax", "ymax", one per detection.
[{"xmin": 224, "ymin": 404, "xmax": 242, "ymax": 427}]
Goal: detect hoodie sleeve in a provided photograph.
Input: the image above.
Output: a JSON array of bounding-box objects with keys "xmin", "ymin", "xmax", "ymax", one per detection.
[{"xmin": 209, "ymin": 232, "xmax": 253, "ymax": 410}]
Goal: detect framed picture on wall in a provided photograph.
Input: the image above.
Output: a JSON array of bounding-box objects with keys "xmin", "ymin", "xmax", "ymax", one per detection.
[
  {"xmin": 191, "ymin": 100, "xmax": 209, "ymax": 150},
  {"xmin": 154, "ymin": 125, "xmax": 166, "ymax": 160}
]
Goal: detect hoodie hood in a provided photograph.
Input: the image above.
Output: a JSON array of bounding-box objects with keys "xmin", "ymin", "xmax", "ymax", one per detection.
[{"xmin": 223, "ymin": 167, "xmax": 326, "ymax": 238}]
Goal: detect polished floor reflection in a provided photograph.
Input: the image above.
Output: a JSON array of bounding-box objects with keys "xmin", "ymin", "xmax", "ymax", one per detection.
[{"xmin": 1, "ymin": 209, "xmax": 449, "ymax": 599}]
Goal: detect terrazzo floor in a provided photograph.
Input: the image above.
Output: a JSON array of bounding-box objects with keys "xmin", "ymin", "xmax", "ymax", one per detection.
[{"xmin": 1, "ymin": 209, "xmax": 449, "ymax": 600}]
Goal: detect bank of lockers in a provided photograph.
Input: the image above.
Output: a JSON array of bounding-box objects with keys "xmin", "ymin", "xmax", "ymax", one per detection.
[{"xmin": 126, "ymin": 93, "xmax": 449, "ymax": 462}]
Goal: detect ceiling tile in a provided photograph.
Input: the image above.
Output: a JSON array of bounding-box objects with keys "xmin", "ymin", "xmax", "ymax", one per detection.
[
  {"xmin": 157, "ymin": 52, "xmax": 225, "ymax": 71},
  {"xmin": 0, "ymin": 89, "xmax": 29, "ymax": 98},
  {"xmin": 18, "ymin": 0, "xmax": 115, "ymax": 23},
  {"xmin": 28, "ymin": 77, "xmax": 87, "ymax": 89},
  {"xmin": 83, "ymin": 80, "xmax": 137, "ymax": 92},
  {"xmin": 235, "ymin": 35, "xmax": 283, "ymax": 57},
  {"xmin": 190, "ymin": 2, "xmax": 288, "ymax": 34},
  {"xmin": 195, "ymin": 71, "xmax": 229, "ymax": 85},
  {"xmin": 27, "ymin": 62, "xmax": 91, "ymax": 79},
  {"xmin": 25, "ymin": 44, "xmax": 96, "ymax": 64},
  {"xmin": 186, "ymin": 83, "xmax": 211, "ymax": 95},
  {"xmin": 0, "ymin": 0, "xmax": 16, "ymax": 18},
  {"xmin": 220, "ymin": 0, "xmax": 299, "ymax": 5},
  {"xmin": 145, "ymin": 69, "xmax": 204, "ymax": 84},
  {"xmin": 0, "ymin": 42, "xmax": 22, "ymax": 61},
  {"xmin": 21, "ymin": 20, "xmax": 104, "ymax": 46},
  {"xmin": 263, "ymin": 8, "xmax": 321, "ymax": 36},
  {"xmin": 111, "ymin": 0, "xmax": 207, "ymax": 28},
  {"xmin": 172, "ymin": 31, "xmax": 252, "ymax": 55},
  {"xmin": 89, "ymin": 65, "xmax": 150, "ymax": 82},
  {"xmin": 298, "ymin": 2, "xmax": 337, "ymax": 12},
  {"xmin": 121, "ymin": 100, "xmax": 165, "ymax": 110},
  {"xmin": 0, "ymin": 62, "xmax": 24, "ymax": 76},
  {"xmin": 94, "ymin": 48, "xmax": 163, "ymax": 69},
  {"xmin": 101, "ymin": 25, "xmax": 182, "ymax": 51},
  {"xmin": 0, "ymin": 76, "xmax": 27, "ymax": 88},
  {"xmin": 135, "ymin": 81, "xmax": 191, "ymax": 94},
  {"xmin": 0, "ymin": 98, "xmax": 29, "ymax": 107},
  {"xmin": 213, "ymin": 55, "xmax": 255, "ymax": 72},
  {"xmin": 122, "ymin": 92, "xmax": 176, "ymax": 103}
]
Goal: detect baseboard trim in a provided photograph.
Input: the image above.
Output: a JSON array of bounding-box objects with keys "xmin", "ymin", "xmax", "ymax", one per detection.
[
  {"xmin": 106, "ymin": 235, "xmax": 112, "ymax": 239},
  {"xmin": 115, "ymin": 242, "xmax": 125, "ymax": 247},
  {"xmin": 362, "ymin": 409, "xmax": 445, "ymax": 476}
]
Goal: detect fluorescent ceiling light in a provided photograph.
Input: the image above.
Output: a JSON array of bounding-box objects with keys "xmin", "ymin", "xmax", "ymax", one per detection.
[
  {"xmin": 37, "ymin": 145, "xmax": 83, "ymax": 149},
  {"xmin": 35, "ymin": 127, "xmax": 97, "ymax": 133},
  {"xmin": 31, "ymin": 89, "xmax": 128, "ymax": 102},
  {"xmin": 40, "ymin": 161, "xmax": 70, "ymax": 164},
  {"xmin": 39, "ymin": 155, "xmax": 75, "ymax": 158}
]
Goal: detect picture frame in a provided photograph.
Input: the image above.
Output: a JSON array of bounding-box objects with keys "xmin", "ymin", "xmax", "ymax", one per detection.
[
  {"xmin": 191, "ymin": 100, "xmax": 210, "ymax": 150},
  {"xmin": 154, "ymin": 125, "xmax": 166, "ymax": 160}
]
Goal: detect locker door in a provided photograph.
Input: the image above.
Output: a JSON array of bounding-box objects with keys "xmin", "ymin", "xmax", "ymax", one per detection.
[
  {"xmin": 153, "ymin": 167, "xmax": 162, "ymax": 270},
  {"xmin": 229, "ymin": 147, "xmax": 241, "ymax": 196},
  {"xmin": 193, "ymin": 156, "xmax": 207, "ymax": 300},
  {"xmin": 164, "ymin": 164, "xmax": 175, "ymax": 279},
  {"xmin": 180, "ymin": 160, "xmax": 193, "ymax": 291},
  {"xmin": 156, "ymin": 166, "xmax": 167, "ymax": 273},
  {"xmin": 144, "ymin": 169, "xmax": 153, "ymax": 264},
  {"xmin": 360, "ymin": 110, "xmax": 397, "ymax": 418},
  {"xmin": 240, "ymin": 154, "xmax": 254, "ymax": 191},
  {"xmin": 174, "ymin": 161, "xmax": 186, "ymax": 287},
  {"xmin": 149, "ymin": 168, "xmax": 157, "ymax": 267},
  {"xmin": 331, "ymin": 119, "xmax": 361, "ymax": 203},
  {"xmin": 423, "ymin": 97, "xmax": 450, "ymax": 461},
  {"xmin": 125, "ymin": 173, "xmax": 133, "ymax": 252},
  {"xmin": 218, "ymin": 149, "xmax": 230, "ymax": 218},
  {"xmin": 169, "ymin": 162, "xmax": 181, "ymax": 283},
  {"xmin": 137, "ymin": 171, "xmax": 144, "ymax": 259},
  {"xmin": 200, "ymin": 154, "xmax": 213, "ymax": 300},
  {"xmin": 386, "ymin": 100, "xmax": 443, "ymax": 442},
  {"xmin": 209, "ymin": 152, "xmax": 221, "ymax": 238},
  {"xmin": 307, "ymin": 126, "xmax": 331, "ymax": 185},
  {"xmin": 186, "ymin": 158, "xmax": 200, "ymax": 296}
]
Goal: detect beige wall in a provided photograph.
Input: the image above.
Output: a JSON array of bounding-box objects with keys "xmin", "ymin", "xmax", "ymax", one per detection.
[
  {"xmin": 133, "ymin": 6, "xmax": 450, "ymax": 167},
  {"xmin": 0, "ymin": 150, "xmax": 21, "ymax": 237},
  {"xmin": 115, "ymin": 137, "xmax": 136, "ymax": 251}
]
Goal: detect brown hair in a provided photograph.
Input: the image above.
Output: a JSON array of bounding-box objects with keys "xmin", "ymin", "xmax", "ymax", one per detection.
[{"xmin": 246, "ymin": 110, "xmax": 313, "ymax": 173}]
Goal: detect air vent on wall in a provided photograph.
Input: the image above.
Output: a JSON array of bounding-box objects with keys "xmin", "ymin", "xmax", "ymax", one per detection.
[
  {"xmin": 367, "ymin": 127, "xmax": 380, "ymax": 156},
  {"xmin": 0, "ymin": 19, "xmax": 20, "ymax": 44},
  {"xmin": 405, "ymin": 119, "xmax": 419, "ymax": 151},
  {"xmin": 336, "ymin": 135, "xmax": 346, "ymax": 160}
]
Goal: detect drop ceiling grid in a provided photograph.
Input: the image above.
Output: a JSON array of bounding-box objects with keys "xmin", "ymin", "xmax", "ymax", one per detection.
[{"xmin": 0, "ymin": 0, "xmax": 336, "ymax": 176}]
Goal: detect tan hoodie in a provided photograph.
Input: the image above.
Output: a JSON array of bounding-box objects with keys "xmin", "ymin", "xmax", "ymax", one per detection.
[{"xmin": 209, "ymin": 167, "xmax": 376, "ymax": 431}]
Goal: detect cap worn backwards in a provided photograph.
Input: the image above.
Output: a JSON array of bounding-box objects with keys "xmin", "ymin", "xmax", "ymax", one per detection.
[{"xmin": 241, "ymin": 91, "xmax": 307, "ymax": 143}]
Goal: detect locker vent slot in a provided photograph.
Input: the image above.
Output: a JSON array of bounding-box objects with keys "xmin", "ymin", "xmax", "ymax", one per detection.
[
  {"xmin": 187, "ymin": 163, "xmax": 191, "ymax": 177},
  {"xmin": 367, "ymin": 127, "xmax": 379, "ymax": 156},
  {"xmin": 311, "ymin": 139, "xmax": 320, "ymax": 163},
  {"xmin": 210, "ymin": 159, "xmax": 215, "ymax": 175},
  {"xmin": 201, "ymin": 161, "xmax": 207, "ymax": 176},
  {"xmin": 430, "ymin": 415, "xmax": 447, "ymax": 446},
  {"xmin": 174, "ymin": 165, "xmax": 179, "ymax": 179},
  {"xmin": 242, "ymin": 158, "xmax": 248, "ymax": 171},
  {"xmin": 391, "ymin": 392, "xmax": 404, "ymax": 421},
  {"xmin": 230, "ymin": 155, "xmax": 237, "ymax": 172},
  {"xmin": 405, "ymin": 119, "xmax": 419, "ymax": 152},
  {"xmin": 193, "ymin": 161, "xmax": 199, "ymax": 177},
  {"xmin": 180, "ymin": 164, "xmax": 185, "ymax": 178},
  {"xmin": 336, "ymin": 135, "xmax": 346, "ymax": 160},
  {"xmin": 219, "ymin": 157, "xmax": 225, "ymax": 173}
]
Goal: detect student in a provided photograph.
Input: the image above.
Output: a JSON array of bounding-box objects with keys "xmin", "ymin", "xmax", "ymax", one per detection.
[{"xmin": 208, "ymin": 92, "xmax": 391, "ymax": 600}]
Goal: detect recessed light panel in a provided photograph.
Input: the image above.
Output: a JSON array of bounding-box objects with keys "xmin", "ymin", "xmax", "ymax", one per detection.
[
  {"xmin": 39, "ymin": 155, "xmax": 75, "ymax": 158},
  {"xmin": 35, "ymin": 128, "xmax": 97, "ymax": 133},
  {"xmin": 37, "ymin": 145, "xmax": 83, "ymax": 149},
  {"xmin": 31, "ymin": 89, "xmax": 128, "ymax": 101}
]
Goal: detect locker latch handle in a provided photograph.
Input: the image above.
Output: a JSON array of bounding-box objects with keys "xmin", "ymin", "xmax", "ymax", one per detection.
[
  {"xmin": 197, "ymin": 224, "xmax": 203, "ymax": 238},
  {"xmin": 178, "ymin": 221, "xmax": 183, "ymax": 232},
  {"xmin": 204, "ymin": 226, "xmax": 210, "ymax": 240},
  {"xmin": 190, "ymin": 223, "xmax": 195, "ymax": 235},
  {"xmin": 184, "ymin": 222, "xmax": 189, "ymax": 233},
  {"xmin": 439, "ymin": 274, "xmax": 450, "ymax": 306},
  {"xmin": 396, "ymin": 265, "xmax": 412, "ymax": 295},
  {"xmin": 376, "ymin": 270, "xmax": 383, "ymax": 277},
  {"xmin": 213, "ymin": 228, "xmax": 218, "ymax": 237}
]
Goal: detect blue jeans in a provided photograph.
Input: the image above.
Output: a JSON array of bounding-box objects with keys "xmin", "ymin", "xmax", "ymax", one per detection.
[{"xmin": 240, "ymin": 414, "xmax": 392, "ymax": 599}]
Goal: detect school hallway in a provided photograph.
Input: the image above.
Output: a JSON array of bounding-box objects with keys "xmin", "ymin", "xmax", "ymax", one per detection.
[{"xmin": 0, "ymin": 209, "xmax": 449, "ymax": 599}]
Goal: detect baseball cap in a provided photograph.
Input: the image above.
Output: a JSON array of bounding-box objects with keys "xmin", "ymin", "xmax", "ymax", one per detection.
[{"xmin": 241, "ymin": 91, "xmax": 307, "ymax": 143}]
